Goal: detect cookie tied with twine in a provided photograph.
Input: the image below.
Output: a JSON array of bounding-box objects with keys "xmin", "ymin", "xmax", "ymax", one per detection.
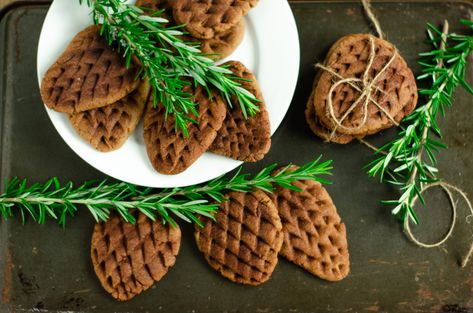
[{"xmin": 307, "ymin": 33, "xmax": 418, "ymax": 143}]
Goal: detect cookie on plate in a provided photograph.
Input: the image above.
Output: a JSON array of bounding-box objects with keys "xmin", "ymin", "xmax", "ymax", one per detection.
[
  {"xmin": 69, "ymin": 81, "xmax": 150, "ymax": 152},
  {"xmin": 269, "ymin": 166, "xmax": 350, "ymax": 281},
  {"xmin": 91, "ymin": 211, "xmax": 181, "ymax": 301},
  {"xmin": 41, "ymin": 25, "xmax": 140, "ymax": 114},
  {"xmin": 143, "ymin": 83, "xmax": 226, "ymax": 175},
  {"xmin": 169, "ymin": 0, "xmax": 258, "ymax": 39},
  {"xmin": 195, "ymin": 190, "xmax": 283, "ymax": 285},
  {"xmin": 313, "ymin": 34, "xmax": 417, "ymax": 136},
  {"xmin": 210, "ymin": 60, "xmax": 271, "ymax": 162}
]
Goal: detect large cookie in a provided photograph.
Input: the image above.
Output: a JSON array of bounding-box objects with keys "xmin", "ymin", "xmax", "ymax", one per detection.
[
  {"xmin": 195, "ymin": 190, "xmax": 283, "ymax": 285},
  {"xmin": 169, "ymin": 0, "xmax": 258, "ymax": 39},
  {"xmin": 143, "ymin": 83, "xmax": 226, "ymax": 175},
  {"xmin": 314, "ymin": 34, "xmax": 417, "ymax": 136},
  {"xmin": 41, "ymin": 25, "xmax": 140, "ymax": 114},
  {"xmin": 69, "ymin": 81, "xmax": 150, "ymax": 152},
  {"xmin": 91, "ymin": 211, "xmax": 181, "ymax": 301},
  {"xmin": 210, "ymin": 61, "xmax": 271, "ymax": 162},
  {"xmin": 269, "ymin": 166, "xmax": 350, "ymax": 281},
  {"xmin": 136, "ymin": 0, "xmax": 245, "ymax": 60}
]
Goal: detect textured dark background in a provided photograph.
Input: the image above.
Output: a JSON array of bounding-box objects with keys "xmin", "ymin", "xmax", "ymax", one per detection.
[{"xmin": 0, "ymin": 1, "xmax": 473, "ymax": 312}]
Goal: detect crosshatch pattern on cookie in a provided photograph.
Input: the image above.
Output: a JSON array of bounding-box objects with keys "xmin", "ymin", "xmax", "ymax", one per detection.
[
  {"xmin": 91, "ymin": 211, "xmax": 181, "ymax": 301},
  {"xmin": 170, "ymin": 0, "xmax": 258, "ymax": 39},
  {"xmin": 41, "ymin": 25, "xmax": 140, "ymax": 114},
  {"xmin": 195, "ymin": 191, "xmax": 283, "ymax": 285},
  {"xmin": 143, "ymin": 84, "xmax": 226, "ymax": 175},
  {"xmin": 270, "ymin": 166, "xmax": 350, "ymax": 281},
  {"xmin": 314, "ymin": 34, "xmax": 418, "ymax": 136}
]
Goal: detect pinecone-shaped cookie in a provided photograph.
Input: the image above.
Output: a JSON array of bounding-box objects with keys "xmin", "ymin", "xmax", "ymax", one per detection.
[
  {"xmin": 136, "ymin": 0, "xmax": 245, "ymax": 60},
  {"xmin": 69, "ymin": 81, "xmax": 150, "ymax": 152},
  {"xmin": 41, "ymin": 25, "xmax": 140, "ymax": 114},
  {"xmin": 210, "ymin": 61, "xmax": 271, "ymax": 162},
  {"xmin": 269, "ymin": 166, "xmax": 350, "ymax": 281},
  {"xmin": 313, "ymin": 34, "xmax": 417, "ymax": 137},
  {"xmin": 91, "ymin": 211, "xmax": 181, "ymax": 301},
  {"xmin": 143, "ymin": 83, "xmax": 226, "ymax": 175},
  {"xmin": 195, "ymin": 190, "xmax": 283, "ymax": 285},
  {"xmin": 169, "ymin": 0, "xmax": 258, "ymax": 39}
]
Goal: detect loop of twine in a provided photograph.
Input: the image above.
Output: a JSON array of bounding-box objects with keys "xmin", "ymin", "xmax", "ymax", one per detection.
[
  {"xmin": 361, "ymin": 0, "xmax": 384, "ymax": 39},
  {"xmin": 315, "ymin": 36, "xmax": 399, "ymax": 141},
  {"xmin": 404, "ymin": 182, "xmax": 473, "ymax": 267}
]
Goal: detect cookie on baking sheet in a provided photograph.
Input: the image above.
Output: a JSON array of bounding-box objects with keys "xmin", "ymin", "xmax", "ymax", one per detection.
[
  {"xmin": 69, "ymin": 81, "xmax": 150, "ymax": 152},
  {"xmin": 91, "ymin": 211, "xmax": 181, "ymax": 301},
  {"xmin": 194, "ymin": 190, "xmax": 283, "ymax": 285},
  {"xmin": 143, "ymin": 83, "xmax": 226, "ymax": 175},
  {"xmin": 210, "ymin": 61, "xmax": 271, "ymax": 162},
  {"xmin": 136, "ymin": 0, "xmax": 245, "ymax": 60},
  {"xmin": 41, "ymin": 25, "xmax": 140, "ymax": 114},
  {"xmin": 169, "ymin": 0, "xmax": 258, "ymax": 39},
  {"xmin": 314, "ymin": 33, "xmax": 417, "ymax": 136},
  {"xmin": 305, "ymin": 89, "xmax": 355, "ymax": 145},
  {"xmin": 269, "ymin": 166, "xmax": 350, "ymax": 281}
]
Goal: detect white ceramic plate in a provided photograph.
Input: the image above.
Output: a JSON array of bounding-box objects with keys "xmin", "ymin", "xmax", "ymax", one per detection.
[{"xmin": 37, "ymin": 0, "xmax": 300, "ymax": 188}]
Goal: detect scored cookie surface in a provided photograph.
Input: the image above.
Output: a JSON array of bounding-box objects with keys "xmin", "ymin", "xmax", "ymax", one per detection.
[
  {"xmin": 314, "ymin": 33, "xmax": 417, "ymax": 136},
  {"xmin": 91, "ymin": 211, "xmax": 181, "ymax": 301},
  {"xmin": 41, "ymin": 25, "xmax": 140, "ymax": 114},
  {"xmin": 195, "ymin": 190, "xmax": 283, "ymax": 285},
  {"xmin": 270, "ymin": 166, "xmax": 350, "ymax": 281},
  {"xmin": 69, "ymin": 81, "xmax": 150, "ymax": 152},
  {"xmin": 143, "ymin": 83, "xmax": 226, "ymax": 175},
  {"xmin": 169, "ymin": 0, "xmax": 258, "ymax": 39},
  {"xmin": 210, "ymin": 60, "xmax": 271, "ymax": 162}
]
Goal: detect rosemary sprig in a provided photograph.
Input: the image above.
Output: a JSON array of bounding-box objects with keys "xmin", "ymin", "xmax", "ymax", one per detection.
[
  {"xmin": 80, "ymin": 0, "xmax": 259, "ymax": 135},
  {"xmin": 367, "ymin": 20, "xmax": 473, "ymax": 224},
  {"xmin": 0, "ymin": 157, "xmax": 332, "ymax": 227}
]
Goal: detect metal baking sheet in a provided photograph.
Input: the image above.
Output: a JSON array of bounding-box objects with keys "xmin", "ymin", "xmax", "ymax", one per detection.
[{"xmin": 0, "ymin": 1, "xmax": 472, "ymax": 312}]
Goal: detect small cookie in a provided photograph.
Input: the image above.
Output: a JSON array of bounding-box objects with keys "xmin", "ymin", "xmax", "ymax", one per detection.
[
  {"xmin": 210, "ymin": 61, "xmax": 271, "ymax": 162},
  {"xmin": 143, "ymin": 83, "xmax": 226, "ymax": 175},
  {"xmin": 195, "ymin": 190, "xmax": 283, "ymax": 285},
  {"xmin": 69, "ymin": 81, "xmax": 150, "ymax": 152},
  {"xmin": 91, "ymin": 211, "xmax": 181, "ymax": 301},
  {"xmin": 269, "ymin": 166, "xmax": 350, "ymax": 281},
  {"xmin": 136, "ymin": 0, "xmax": 245, "ymax": 60},
  {"xmin": 41, "ymin": 25, "xmax": 140, "ymax": 114},
  {"xmin": 314, "ymin": 34, "xmax": 417, "ymax": 136},
  {"xmin": 169, "ymin": 0, "xmax": 258, "ymax": 39}
]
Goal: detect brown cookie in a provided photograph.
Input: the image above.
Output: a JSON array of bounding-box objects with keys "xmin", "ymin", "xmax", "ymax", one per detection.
[
  {"xmin": 269, "ymin": 166, "xmax": 350, "ymax": 282},
  {"xmin": 314, "ymin": 33, "xmax": 417, "ymax": 136},
  {"xmin": 210, "ymin": 61, "xmax": 271, "ymax": 162},
  {"xmin": 69, "ymin": 81, "xmax": 150, "ymax": 152},
  {"xmin": 305, "ymin": 89, "xmax": 355, "ymax": 145},
  {"xmin": 41, "ymin": 25, "xmax": 140, "ymax": 114},
  {"xmin": 169, "ymin": 0, "xmax": 258, "ymax": 39},
  {"xmin": 143, "ymin": 83, "xmax": 226, "ymax": 175},
  {"xmin": 136, "ymin": 0, "xmax": 245, "ymax": 60},
  {"xmin": 91, "ymin": 211, "xmax": 181, "ymax": 301},
  {"xmin": 194, "ymin": 190, "xmax": 283, "ymax": 285}
]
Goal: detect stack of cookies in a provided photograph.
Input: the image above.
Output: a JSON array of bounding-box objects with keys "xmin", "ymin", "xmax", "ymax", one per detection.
[
  {"xmin": 306, "ymin": 34, "xmax": 418, "ymax": 144},
  {"xmin": 194, "ymin": 165, "xmax": 350, "ymax": 285},
  {"xmin": 136, "ymin": 0, "xmax": 259, "ymax": 60},
  {"xmin": 40, "ymin": 25, "xmax": 150, "ymax": 152}
]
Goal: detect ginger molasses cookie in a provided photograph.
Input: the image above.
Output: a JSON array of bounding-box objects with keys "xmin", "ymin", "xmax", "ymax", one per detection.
[
  {"xmin": 41, "ymin": 25, "xmax": 140, "ymax": 114},
  {"xmin": 210, "ymin": 61, "xmax": 271, "ymax": 162},
  {"xmin": 313, "ymin": 34, "xmax": 417, "ymax": 137},
  {"xmin": 91, "ymin": 211, "xmax": 181, "ymax": 301},
  {"xmin": 143, "ymin": 83, "xmax": 226, "ymax": 175},
  {"xmin": 195, "ymin": 190, "xmax": 283, "ymax": 285},
  {"xmin": 69, "ymin": 81, "xmax": 150, "ymax": 152},
  {"xmin": 169, "ymin": 0, "xmax": 258, "ymax": 39},
  {"xmin": 269, "ymin": 166, "xmax": 350, "ymax": 282}
]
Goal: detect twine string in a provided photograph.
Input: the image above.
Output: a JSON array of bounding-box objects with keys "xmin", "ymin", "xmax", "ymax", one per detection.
[{"xmin": 361, "ymin": 0, "xmax": 384, "ymax": 39}]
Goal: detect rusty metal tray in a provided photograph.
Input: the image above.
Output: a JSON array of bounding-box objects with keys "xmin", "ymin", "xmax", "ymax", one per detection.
[{"xmin": 1, "ymin": 1, "xmax": 473, "ymax": 312}]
